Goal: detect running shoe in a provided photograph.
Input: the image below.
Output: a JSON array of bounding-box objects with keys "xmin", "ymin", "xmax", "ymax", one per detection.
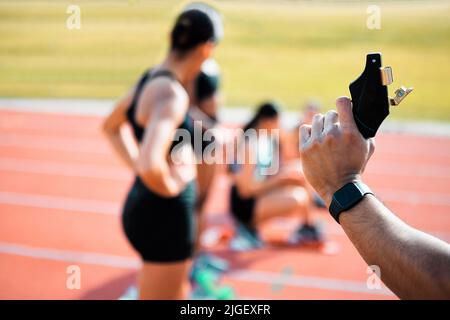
[
  {"xmin": 118, "ymin": 285, "xmax": 138, "ymax": 300},
  {"xmin": 288, "ymin": 223, "xmax": 324, "ymax": 245},
  {"xmin": 190, "ymin": 268, "xmax": 235, "ymax": 300},
  {"xmin": 229, "ymin": 222, "xmax": 264, "ymax": 251}
]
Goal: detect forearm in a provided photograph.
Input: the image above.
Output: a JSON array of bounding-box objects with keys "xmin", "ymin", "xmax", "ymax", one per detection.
[
  {"xmin": 138, "ymin": 161, "xmax": 181, "ymax": 197},
  {"xmin": 340, "ymin": 194, "xmax": 450, "ymax": 299},
  {"xmin": 255, "ymin": 176, "xmax": 289, "ymax": 195},
  {"xmin": 238, "ymin": 174, "xmax": 288, "ymax": 198},
  {"xmin": 104, "ymin": 128, "xmax": 138, "ymax": 171}
]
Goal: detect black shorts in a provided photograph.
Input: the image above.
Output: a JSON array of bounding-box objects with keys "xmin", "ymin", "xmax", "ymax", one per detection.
[
  {"xmin": 230, "ymin": 185, "xmax": 255, "ymax": 226},
  {"xmin": 122, "ymin": 177, "xmax": 197, "ymax": 262}
]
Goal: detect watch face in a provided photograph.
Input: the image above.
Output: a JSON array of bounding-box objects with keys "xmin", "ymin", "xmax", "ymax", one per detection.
[
  {"xmin": 330, "ymin": 182, "xmax": 372, "ymax": 223},
  {"xmin": 334, "ymin": 183, "xmax": 364, "ymax": 208}
]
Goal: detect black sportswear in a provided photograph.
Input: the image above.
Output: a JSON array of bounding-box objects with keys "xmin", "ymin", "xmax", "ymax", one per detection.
[{"xmin": 122, "ymin": 68, "xmax": 197, "ymax": 262}]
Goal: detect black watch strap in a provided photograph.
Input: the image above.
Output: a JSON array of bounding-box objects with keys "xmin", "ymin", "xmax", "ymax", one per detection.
[{"xmin": 329, "ymin": 181, "xmax": 373, "ymax": 224}]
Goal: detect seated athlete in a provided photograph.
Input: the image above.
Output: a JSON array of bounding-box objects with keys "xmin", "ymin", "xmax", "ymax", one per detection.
[{"xmin": 228, "ymin": 102, "xmax": 322, "ymax": 249}]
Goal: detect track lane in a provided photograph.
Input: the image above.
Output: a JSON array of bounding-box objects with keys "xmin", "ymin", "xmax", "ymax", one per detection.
[{"xmin": 0, "ymin": 109, "xmax": 448, "ymax": 299}]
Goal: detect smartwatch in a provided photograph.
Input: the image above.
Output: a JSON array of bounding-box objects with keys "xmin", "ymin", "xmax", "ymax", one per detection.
[{"xmin": 329, "ymin": 181, "xmax": 373, "ymax": 224}]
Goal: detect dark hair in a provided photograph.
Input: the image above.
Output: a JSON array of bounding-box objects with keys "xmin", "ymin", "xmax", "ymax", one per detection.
[
  {"xmin": 243, "ymin": 102, "xmax": 280, "ymax": 132},
  {"xmin": 195, "ymin": 70, "xmax": 220, "ymax": 103},
  {"xmin": 170, "ymin": 4, "xmax": 223, "ymax": 55}
]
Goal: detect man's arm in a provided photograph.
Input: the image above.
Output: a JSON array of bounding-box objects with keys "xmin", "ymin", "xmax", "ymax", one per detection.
[
  {"xmin": 300, "ymin": 96, "xmax": 450, "ymax": 299},
  {"xmin": 341, "ymin": 194, "xmax": 450, "ymax": 299}
]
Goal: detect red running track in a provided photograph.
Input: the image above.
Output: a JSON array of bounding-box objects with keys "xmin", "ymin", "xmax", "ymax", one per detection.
[{"xmin": 0, "ymin": 109, "xmax": 449, "ymax": 299}]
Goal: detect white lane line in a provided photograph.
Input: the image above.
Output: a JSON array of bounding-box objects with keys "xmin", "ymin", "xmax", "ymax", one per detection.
[
  {"xmin": 1, "ymin": 156, "xmax": 450, "ymax": 181},
  {"xmin": 266, "ymin": 218, "xmax": 450, "ymax": 243},
  {"xmin": 0, "ymin": 241, "xmax": 140, "ymax": 269},
  {"xmin": 377, "ymin": 188, "xmax": 450, "ymax": 207},
  {"xmin": 2, "ymin": 131, "xmax": 450, "ymax": 159},
  {"xmin": 0, "ymin": 157, "xmax": 130, "ymax": 181},
  {"xmin": 0, "ymin": 241, "xmax": 393, "ymax": 296},
  {"xmin": 0, "ymin": 132, "xmax": 109, "ymax": 154},
  {"xmin": 366, "ymin": 163, "xmax": 450, "ymax": 179},
  {"xmin": 226, "ymin": 270, "xmax": 393, "ymax": 296},
  {"xmin": 0, "ymin": 191, "xmax": 120, "ymax": 215},
  {"xmin": 0, "ymin": 98, "xmax": 114, "ymax": 116},
  {"xmin": 1, "ymin": 98, "xmax": 450, "ymax": 137},
  {"xmin": 1, "ymin": 191, "xmax": 449, "ymax": 241},
  {"xmin": 0, "ymin": 184, "xmax": 449, "ymax": 220}
]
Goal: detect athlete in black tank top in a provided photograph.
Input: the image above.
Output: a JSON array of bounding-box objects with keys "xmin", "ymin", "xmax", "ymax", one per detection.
[
  {"xmin": 126, "ymin": 69, "xmax": 194, "ymax": 146},
  {"xmin": 122, "ymin": 67, "xmax": 197, "ymax": 262},
  {"xmin": 102, "ymin": 4, "xmax": 223, "ymax": 299}
]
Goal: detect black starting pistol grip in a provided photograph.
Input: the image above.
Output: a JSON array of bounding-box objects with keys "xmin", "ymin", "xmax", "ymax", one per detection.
[{"xmin": 349, "ymin": 52, "xmax": 413, "ymax": 139}]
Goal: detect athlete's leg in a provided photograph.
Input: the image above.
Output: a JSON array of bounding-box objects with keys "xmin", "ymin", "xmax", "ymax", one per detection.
[
  {"xmin": 138, "ymin": 259, "xmax": 191, "ymax": 300},
  {"xmin": 253, "ymin": 186, "xmax": 312, "ymax": 225},
  {"xmin": 194, "ymin": 161, "xmax": 218, "ymax": 249}
]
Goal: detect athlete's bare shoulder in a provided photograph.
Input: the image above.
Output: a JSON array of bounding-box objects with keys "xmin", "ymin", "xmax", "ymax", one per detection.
[{"xmin": 137, "ymin": 75, "xmax": 189, "ymax": 123}]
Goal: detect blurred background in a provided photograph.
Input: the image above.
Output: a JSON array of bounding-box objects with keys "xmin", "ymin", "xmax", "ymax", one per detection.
[{"xmin": 0, "ymin": 0, "xmax": 449, "ymax": 120}]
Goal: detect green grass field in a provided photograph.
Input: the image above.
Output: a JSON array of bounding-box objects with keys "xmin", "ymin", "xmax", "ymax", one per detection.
[{"xmin": 0, "ymin": 0, "xmax": 449, "ymax": 121}]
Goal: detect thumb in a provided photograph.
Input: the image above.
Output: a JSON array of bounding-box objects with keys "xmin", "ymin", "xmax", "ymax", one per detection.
[{"xmin": 336, "ymin": 96, "xmax": 356, "ymax": 130}]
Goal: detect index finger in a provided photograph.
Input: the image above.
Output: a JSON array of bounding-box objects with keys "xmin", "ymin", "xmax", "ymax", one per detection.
[
  {"xmin": 300, "ymin": 124, "xmax": 311, "ymax": 147},
  {"xmin": 335, "ymin": 96, "xmax": 357, "ymax": 131}
]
